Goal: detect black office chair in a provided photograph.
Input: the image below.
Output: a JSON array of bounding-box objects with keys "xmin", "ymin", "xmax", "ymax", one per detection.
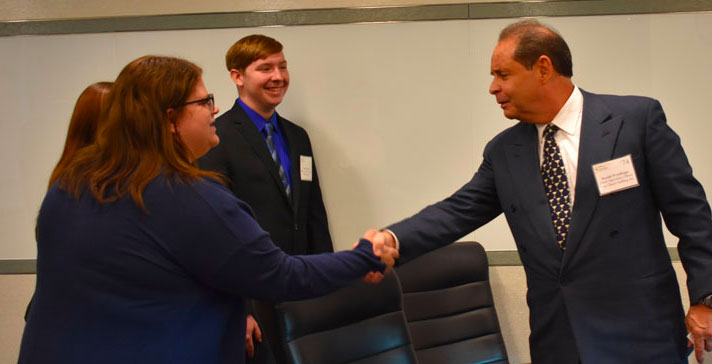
[
  {"xmin": 269, "ymin": 271, "xmax": 418, "ymax": 364},
  {"xmin": 395, "ymin": 241, "xmax": 509, "ymax": 364}
]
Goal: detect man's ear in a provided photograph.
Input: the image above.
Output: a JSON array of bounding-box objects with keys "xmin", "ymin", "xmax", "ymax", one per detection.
[
  {"xmin": 229, "ymin": 69, "xmax": 243, "ymax": 87},
  {"xmin": 167, "ymin": 108, "xmax": 177, "ymax": 133},
  {"xmin": 536, "ymin": 55, "xmax": 554, "ymax": 83}
]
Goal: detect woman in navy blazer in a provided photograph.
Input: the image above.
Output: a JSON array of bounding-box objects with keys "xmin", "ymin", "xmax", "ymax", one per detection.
[{"xmin": 18, "ymin": 55, "xmax": 393, "ymax": 364}]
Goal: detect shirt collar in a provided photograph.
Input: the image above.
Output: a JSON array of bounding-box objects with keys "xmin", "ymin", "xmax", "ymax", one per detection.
[
  {"xmin": 537, "ymin": 86, "xmax": 583, "ymax": 137},
  {"xmin": 237, "ymin": 98, "xmax": 280, "ymax": 135}
]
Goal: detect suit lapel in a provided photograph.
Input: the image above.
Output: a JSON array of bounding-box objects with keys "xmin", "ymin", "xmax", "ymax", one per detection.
[
  {"xmin": 505, "ymin": 123, "xmax": 564, "ymax": 259},
  {"xmin": 562, "ymin": 90, "xmax": 622, "ymax": 267},
  {"xmin": 231, "ymin": 104, "xmax": 294, "ymax": 209}
]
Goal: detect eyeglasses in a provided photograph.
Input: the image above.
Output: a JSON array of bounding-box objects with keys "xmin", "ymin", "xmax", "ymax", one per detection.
[{"xmin": 179, "ymin": 93, "xmax": 215, "ymax": 111}]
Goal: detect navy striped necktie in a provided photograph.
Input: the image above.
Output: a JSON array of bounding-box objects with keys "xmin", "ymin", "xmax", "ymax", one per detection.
[{"xmin": 264, "ymin": 123, "xmax": 291, "ymax": 200}]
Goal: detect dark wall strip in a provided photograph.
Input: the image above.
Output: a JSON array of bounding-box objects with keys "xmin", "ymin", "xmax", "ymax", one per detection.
[
  {"xmin": 1, "ymin": 0, "xmax": 711, "ymax": 37},
  {"xmin": 0, "ymin": 248, "xmax": 682, "ymax": 273},
  {"xmin": 0, "ymin": 260, "xmax": 37, "ymax": 275},
  {"xmin": 468, "ymin": 0, "xmax": 712, "ymax": 19}
]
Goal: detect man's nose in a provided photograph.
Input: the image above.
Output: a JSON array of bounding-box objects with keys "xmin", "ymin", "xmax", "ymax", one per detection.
[
  {"xmin": 489, "ymin": 79, "xmax": 499, "ymax": 95},
  {"xmin": 271, "ymin": 69, "xmax": 284, "ymax": 81}
]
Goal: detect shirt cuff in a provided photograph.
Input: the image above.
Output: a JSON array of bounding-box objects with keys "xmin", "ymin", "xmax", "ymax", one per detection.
[{"xmin": 381, "ymin": 228, "xmax": 400, "ymax": 251}]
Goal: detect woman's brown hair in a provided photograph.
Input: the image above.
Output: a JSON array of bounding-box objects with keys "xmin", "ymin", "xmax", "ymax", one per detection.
[
  {"xmin": 48, "ymin": 82, "xmax": 112, "ymax": 189},
  {"xmin": 57, "ymin": 55, "xmax": 220, "ymax": 211}
]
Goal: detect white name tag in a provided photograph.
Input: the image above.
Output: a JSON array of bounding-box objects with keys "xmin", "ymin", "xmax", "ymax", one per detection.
[
  {"xmin": 592, "ymin": 154, "xmax": 639, "ymax": 196},
  {"xmin": 300, "ymin": 155, "xmax": 313, "ymax": 181}
]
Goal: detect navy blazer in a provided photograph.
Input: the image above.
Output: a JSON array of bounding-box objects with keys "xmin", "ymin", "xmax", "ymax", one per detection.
[
  {"xmin": 199, "ymin": 99, "xmax": 333, "ymax": 256},
  {"xmin": 389, "ymin": 90, "xmax": 712, "ymax": 363},
  {"xmin": 19, "ymin": 176, "xmax": 383, "ymax": 364}
]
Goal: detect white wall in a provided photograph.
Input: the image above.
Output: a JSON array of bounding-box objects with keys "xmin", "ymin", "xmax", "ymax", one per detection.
[{"xmin": 2, "ymin": 13, "xmax": 712, "ymax": 259}]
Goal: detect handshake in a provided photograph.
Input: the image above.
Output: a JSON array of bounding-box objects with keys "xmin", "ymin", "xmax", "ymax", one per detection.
[{"xmin": 355, "ymin": 229, "xmax": 399, "ymax": 284}]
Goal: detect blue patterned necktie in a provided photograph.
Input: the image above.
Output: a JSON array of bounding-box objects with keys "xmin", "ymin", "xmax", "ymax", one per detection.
[
  {"xmin": 541, "ymin": 124, "xmax": 571, "ymax": 249},
  {"xmin": 264, "ymin": 123, "xmax": 291, "ymax": 200}
]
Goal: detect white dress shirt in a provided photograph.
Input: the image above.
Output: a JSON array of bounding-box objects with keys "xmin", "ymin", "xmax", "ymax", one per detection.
[{"xmin": 536, "ymin": 86, "xmax": 583, "ymax": 207}]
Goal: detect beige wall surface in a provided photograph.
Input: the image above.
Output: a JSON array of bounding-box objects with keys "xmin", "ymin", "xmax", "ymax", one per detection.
[
  {"xmin": 1, "ymin": 263, "xmax": 701, "ymax": 364},
  {"xmin": 0, "ymin": 0, "xmax": 506, "ymax": 21},
  {"xmin": 0, "ymin": 274, "xmax": 34, "ymax": 364},
  {"xmin": 3, "ymin": 12, "xmax": 712, "ymax": 260}
]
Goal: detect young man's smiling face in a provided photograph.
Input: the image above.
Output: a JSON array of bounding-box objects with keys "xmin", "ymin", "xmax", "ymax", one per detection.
[{"xmin": 232, "ymin": 51, "xmax": 290, "ymax": 119}]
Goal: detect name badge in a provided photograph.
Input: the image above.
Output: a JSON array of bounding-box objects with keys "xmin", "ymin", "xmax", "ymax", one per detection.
[
  {"xmin": 592, "ymin": 154, "xmax": 639, "ymax": 196},
  {"xmin": 300, "ymin": 155, "xmax": 313, "ymax": 181}
]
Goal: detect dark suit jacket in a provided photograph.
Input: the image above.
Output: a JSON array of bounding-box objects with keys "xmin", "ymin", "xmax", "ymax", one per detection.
[
  {"xmin": 389, "ymin": 90, "xmax": 712, "ymax": 363},
  {"xmin": 199, "ymin": 99, "xmax": 333, "ymax": 256}
]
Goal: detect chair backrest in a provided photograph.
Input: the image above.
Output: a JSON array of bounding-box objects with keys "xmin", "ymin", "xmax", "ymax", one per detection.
[
  {"xmin": 394, "ymin": 241, "xmax": 509, "ymax": 364},
  {"xmin": 272, "ymin": 271, "xmax": 418, "ymax": 364}
]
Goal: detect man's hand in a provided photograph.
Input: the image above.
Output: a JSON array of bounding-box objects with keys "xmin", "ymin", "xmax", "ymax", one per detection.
[
  {"xmin": 359, "ymin": 229, "xmax": 399, "ymax": 284},
  {"xmin": 245, "ymin": 314, "xmax": 262, "ymax": 358},
  {"xmin": 372, "ymin": 228, "xmax": 396, "ymax": 250},
  {"xmin": 686, "ymin": 304, "xmax": 712, "ymax": 363}
]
